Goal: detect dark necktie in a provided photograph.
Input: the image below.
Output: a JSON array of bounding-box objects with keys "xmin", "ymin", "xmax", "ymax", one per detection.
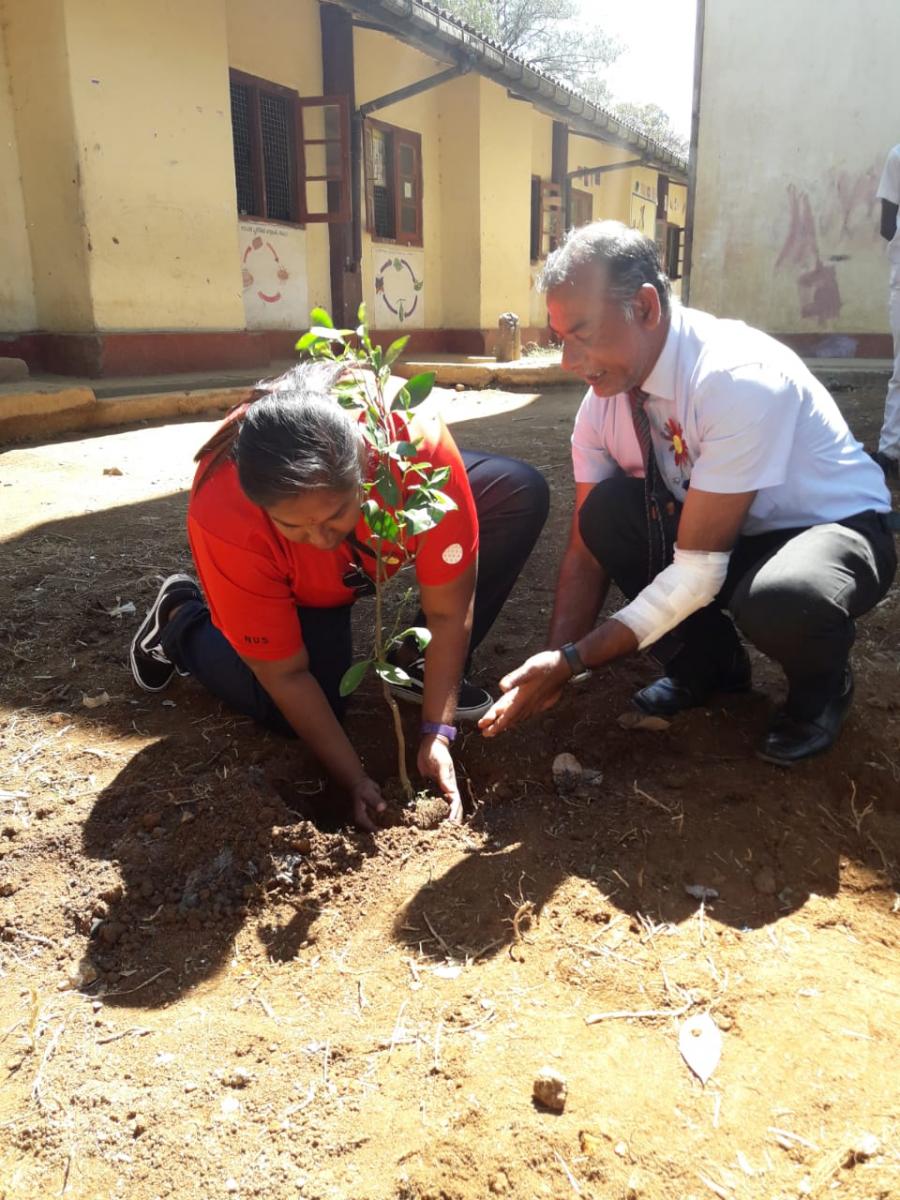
[{"xmin": 628, "ymin": 386, "xmax": 668, "ymax": 582}]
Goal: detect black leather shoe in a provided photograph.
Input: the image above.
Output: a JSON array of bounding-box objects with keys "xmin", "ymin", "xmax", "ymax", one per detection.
[
  {"xmin": 756, "ymin": 670, "xmax": 854, "ymax": 766},
  {"xmin": 632, "ymin": 647, "xmax": 752, "ymax": 718}
]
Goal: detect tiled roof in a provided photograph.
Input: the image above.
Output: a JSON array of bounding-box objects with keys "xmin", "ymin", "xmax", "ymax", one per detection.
[{"xmin": 341, "ymin": 0, "xmax": 688, "ymax": 175}]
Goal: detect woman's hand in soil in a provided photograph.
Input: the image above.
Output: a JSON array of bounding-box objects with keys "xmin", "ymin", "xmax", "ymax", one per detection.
[
  {"xmin": 349, "ymin": 776, "xmax": 387, "ymax": 832},
  {"xmin": 417, "ymin": 735, "xmax": 463, "ymax": 823},
  {"xmin": 478, "ymin": 650, "xmax": 570, "ymax": 737}
]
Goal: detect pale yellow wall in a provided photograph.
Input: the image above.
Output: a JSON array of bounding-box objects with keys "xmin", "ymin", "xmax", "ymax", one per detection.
[
  {"xmin": 437, "ymin": 72, "xmax": 481, "ymax": 328},
  {"xmin": 568, "ymin": 135, "xmax": 661, "ymax": 229},
  {"xmin": 355, "ymin": 26, "xmax": 446, "ymax": 329},
  {"xmin": 4, "ymin": 0, "xmax": 94, "ymax": 331},
  {"xmin": 531, "ymin": 110, "xmax": 553, "ymax": 180},
  {"xmin": 668, "ymin": 182, "xmax": 687, "ymax": 229},
  {"xmin": 225, "ymin": 0, "xmax": 331, "ymax": 318},
  {"xmin": 0, "ymin": 17, "xmax": 35, "ymax": 331},
  {"xmin": 691, "ymin": 0, "xmax": 897, "ymax": 334},
  {"xmin": 63, "ymin": 0, "xmax": 244, "ymax": 331},
  {"xmin": 478, "ymin": 76, "xmax": 533, "ymax": 330}
]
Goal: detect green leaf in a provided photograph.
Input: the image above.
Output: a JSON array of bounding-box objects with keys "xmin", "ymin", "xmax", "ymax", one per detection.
[
  {"xmin": 384, "ymin": 336, "xmax": 410, "ymax": 368},
  {"xmin": 403, "ymin": 372, "xmax": 435, "ymax": 409},
  {"xmin": 402, "ymin": 461, "xmax": 432, "ymax": 478},
  {"xmin": 339, "ymin": 659, "xmax": 372, "ymax": 697},
  {"xmin": 308, "ymin": 325, "xmax": 347, "ymax": 343},
  {"xmin": 403, "ymin": 506, "xmax": 440, "ymax": 536},
  {"xmin": 375, "ymin": 462, "xmax": 400, "ymax": 507},
  {"xmin": 389, "ymin": 626, "xmax": 432, "ymax": 652},
  {"xmin": 425, "ymin": 465, "xmax": 451, "ymax": 488},
  {"xmin": 363, "ymin": 501, "xmax": 400, "ymax": 542},
  {"xmin": 374, "ymin": 662, "xmax": 412, "ymax": 687},
  {"xmin": 295, "ymin": 331, "xmax": 326, "ymax": 352},
  {"xmin": 310, "ymin": 306, "xmax": 334, "ymax": 329},
  {"xmin": 389, "ymin": 439, "xmax": 419, "ymax": 460},
  {"xmin": 357, "ymin": 301, "xmax": 367, "ymax": 326}
]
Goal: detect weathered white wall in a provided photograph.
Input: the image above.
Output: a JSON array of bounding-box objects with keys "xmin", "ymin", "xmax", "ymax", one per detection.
[{"xmin": 691, "ymin": 0, "xmax": 900, "ymax": 343}]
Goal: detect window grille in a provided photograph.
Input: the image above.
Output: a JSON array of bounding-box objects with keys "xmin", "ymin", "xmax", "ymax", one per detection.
[{"xmin": 230, "ymin": 82, "xmax": 255, "ymax": 217}]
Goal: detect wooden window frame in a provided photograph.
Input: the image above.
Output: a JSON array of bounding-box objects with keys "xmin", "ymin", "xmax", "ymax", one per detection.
[
  {"xmin": 228, "ymin": 68, "xmax": 350, "ymax": 227},
  {"xmin": 364, "ymin": 117, "xmax": 423, "ymax": 248},
  {"xmin": 569, "ymin": 187, "xmax": 593, "ymax": 231},
  {"xmin": 530, "ymin": 175, "xmax": 542, "ymax": 263},
  {"xmin": 665, "ymin": 223, "xmax": 683, "ymax": 282},
  {"xmin": 538, "ymin": 180, "xmax": 563, "ymax": 259}
]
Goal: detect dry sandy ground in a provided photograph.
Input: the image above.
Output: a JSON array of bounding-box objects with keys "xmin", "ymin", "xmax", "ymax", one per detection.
[{"xmin": 0, "ymin": 383, "xmax": 898, "ymax": 1200}]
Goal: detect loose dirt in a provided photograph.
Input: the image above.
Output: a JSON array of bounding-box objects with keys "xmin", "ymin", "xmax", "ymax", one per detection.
[{"xmin": 0, "ymin": 383, "xmax": 897, "ymax": 1200}]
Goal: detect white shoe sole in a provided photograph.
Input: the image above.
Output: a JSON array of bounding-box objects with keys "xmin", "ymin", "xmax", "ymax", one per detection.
[
  {"xmin": 387, "ymin": 681, "xmax": 493, "ymax": 723},
  {"xmin": 130, "ymin": 573, "xmax": 197, "ymax": 692}
]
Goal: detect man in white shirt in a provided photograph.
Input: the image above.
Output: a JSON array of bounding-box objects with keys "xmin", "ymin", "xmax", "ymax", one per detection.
[
  {"xmin": 874, "ymin": 143, "xmax": 900, "ymax": 478},
  {"xmin": 479, "ymin": 222, "xmax": 896, "ymax": 765}
]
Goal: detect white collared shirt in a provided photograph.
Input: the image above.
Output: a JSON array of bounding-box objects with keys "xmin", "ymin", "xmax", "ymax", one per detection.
[
  {"xmin": 571, "ymin": 303, "xmax": 891, "ymax": 535},
  {"xmin": 877, "ymin": 143, "xmax": 900, "ymax": 285}
]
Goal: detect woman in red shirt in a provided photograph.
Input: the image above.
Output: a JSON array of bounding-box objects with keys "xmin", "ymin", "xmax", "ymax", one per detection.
[{"xmin": 130, "ymin": 363, "xmax": 548, "ymax": 828}]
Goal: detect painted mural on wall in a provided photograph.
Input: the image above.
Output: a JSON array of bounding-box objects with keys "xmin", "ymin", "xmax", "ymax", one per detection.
[
  {"xmin": 371, "ymin": 248, "xmax": 425, "ymax": 330},
  {"xmin": 238, "ymin": 221, "xmax": 309, "ymax": 331},
  {"xmin": 775, "ymin": 162, "xmax": 881, "ymax": 328},
  {"xmin": 629, "ymin": 185, "xmax": 657, "ymax": 236}
]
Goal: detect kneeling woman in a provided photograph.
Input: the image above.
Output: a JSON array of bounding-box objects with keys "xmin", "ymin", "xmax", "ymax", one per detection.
[{"xmin": 130, "ymin": 363, "xmax": 548, "ymax": 829}]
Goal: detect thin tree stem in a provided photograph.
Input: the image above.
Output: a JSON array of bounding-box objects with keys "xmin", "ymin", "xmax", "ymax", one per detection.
[
  {"xmin": 373, "ymin": 453, "xmax": 412, "ymax": 802},
  {"xmin": 384, "ymin": 683, "xmax": 412, "ymax": 800}
]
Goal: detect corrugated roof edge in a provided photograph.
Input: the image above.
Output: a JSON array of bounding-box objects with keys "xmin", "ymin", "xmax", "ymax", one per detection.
[{"xmin": 339, "ymin": 0, "xmax": 689, "ymax": 175}]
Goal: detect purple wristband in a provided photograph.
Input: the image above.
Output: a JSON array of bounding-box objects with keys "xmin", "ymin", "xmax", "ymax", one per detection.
[{"xmin": 421, "ymin": 721, "xmax": 457, "ymax": 743}]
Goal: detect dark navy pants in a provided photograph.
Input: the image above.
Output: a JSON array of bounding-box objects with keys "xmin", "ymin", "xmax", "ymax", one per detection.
[
  {"xmin": 578, "ymin": 475, "xmax": 897, "ymax": 719},
  {"xmin": 161, "ymin": 450, "xmax": 549, "ymax": 734}
]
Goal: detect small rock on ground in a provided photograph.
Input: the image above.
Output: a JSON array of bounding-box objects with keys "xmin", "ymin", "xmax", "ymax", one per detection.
[
  {"xmin": 532, "ymin": 1066, "xmax": 567, "ymax": 1112},
  {"xmin": 0, "ymin": 357, "xmax": 29, "ymax": 383},
  {"xmin": 753, "ymin": 866, "xmax": 777, "ymax": 895}
]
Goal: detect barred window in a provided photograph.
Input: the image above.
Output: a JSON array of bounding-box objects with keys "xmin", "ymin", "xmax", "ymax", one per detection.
[
  {"xmin": 364, "ymin": 120, "xmax": 423, "ymax": 248},
  {"xmin": 228, "ymin": 70, "xmax": 350, "ymax": 225}
]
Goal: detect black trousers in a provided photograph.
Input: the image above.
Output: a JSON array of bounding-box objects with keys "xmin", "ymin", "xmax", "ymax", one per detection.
[
  {"xmin": 578, "ymin": 475, "xmax": 897, "ymax": 719},
  {"xmin": 161, "ymin": 450, "xmax": 549, "ymax": 733}
]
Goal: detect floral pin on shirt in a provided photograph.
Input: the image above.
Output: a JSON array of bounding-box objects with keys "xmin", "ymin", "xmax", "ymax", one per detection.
[{"xmin": 663, "ymin": 418, "xmax": 692, "ymax": 469}]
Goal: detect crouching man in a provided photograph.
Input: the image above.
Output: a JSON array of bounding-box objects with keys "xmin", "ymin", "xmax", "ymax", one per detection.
[{"xmin": 480, "ymin": 222, "xmax": 896, "ymax": 765}]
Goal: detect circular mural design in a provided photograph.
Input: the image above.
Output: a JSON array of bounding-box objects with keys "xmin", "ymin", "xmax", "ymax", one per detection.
[{"xmin": 375, "ymin": 255, "xmax": 423, "ymax": 324}]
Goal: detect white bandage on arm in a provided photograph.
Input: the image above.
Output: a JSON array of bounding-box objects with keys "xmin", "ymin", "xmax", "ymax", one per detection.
[{"xmin": 612, "ymin": 545, "xmax": 732, "ymax": 651}]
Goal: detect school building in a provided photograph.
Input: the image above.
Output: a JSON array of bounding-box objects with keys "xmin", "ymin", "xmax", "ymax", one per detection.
[{"xmin": 1, "ymin": 0, "xmax": 687, "ymax": 377}]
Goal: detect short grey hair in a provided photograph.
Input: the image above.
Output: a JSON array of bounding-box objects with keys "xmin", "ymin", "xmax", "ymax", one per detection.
[{"xmin": 539, "ymin": 220, "xmax": 671, "ymax": 319}]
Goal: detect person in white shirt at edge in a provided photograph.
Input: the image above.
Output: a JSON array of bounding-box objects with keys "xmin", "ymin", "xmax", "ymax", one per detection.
[
  {"xmin": 478, "ymin": 221, "xmax": 896, "ymax": 765},
  {"xmin": 873, "ymin": 142, "xmax": 900, "ymax": 479}
]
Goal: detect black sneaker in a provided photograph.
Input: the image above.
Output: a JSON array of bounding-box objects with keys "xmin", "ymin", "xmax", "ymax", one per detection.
[
  {"xmin": 386, "ymin": 657, "xmax": 494, "ymax": 722},
  {"xmin": 130, "ymin": 574, "xmax": 201, "ymax": 692}
]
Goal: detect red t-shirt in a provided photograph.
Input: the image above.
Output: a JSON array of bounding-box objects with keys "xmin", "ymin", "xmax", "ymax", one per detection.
[{"xmin": 187, "ymin": 409, "xmax": 478, "ymax": 661}]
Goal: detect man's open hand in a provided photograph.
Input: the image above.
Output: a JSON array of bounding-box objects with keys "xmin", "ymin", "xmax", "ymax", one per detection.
[{"xmin": 478, "ymin": 650, "xmax": 571, "ymax": 737}]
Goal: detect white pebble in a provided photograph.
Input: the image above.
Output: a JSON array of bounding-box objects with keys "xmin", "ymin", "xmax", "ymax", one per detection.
[{"xmin": 852, "ymin": 1132, "xmax": 880, "ymax": 1160}]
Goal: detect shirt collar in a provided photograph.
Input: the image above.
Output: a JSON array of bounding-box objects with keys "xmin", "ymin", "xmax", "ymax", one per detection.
[{"xmin": 640, "ymin": 301, "xmax": 683, "ymax": 401}]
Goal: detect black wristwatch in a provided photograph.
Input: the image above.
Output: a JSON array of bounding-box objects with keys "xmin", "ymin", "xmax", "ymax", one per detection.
[{"xmin": 561, "ymin": 642, "xmax": 591, "ymax": 683}]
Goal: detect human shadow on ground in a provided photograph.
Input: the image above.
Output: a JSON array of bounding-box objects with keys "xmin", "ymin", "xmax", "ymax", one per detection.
[
  {"xmin": 391, "ymin": 680, "xmax": 900, "ymax": 962},
  {"xmin": 78, "ymin": 732, "xmax": 390, "ymax": 1008}
]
